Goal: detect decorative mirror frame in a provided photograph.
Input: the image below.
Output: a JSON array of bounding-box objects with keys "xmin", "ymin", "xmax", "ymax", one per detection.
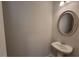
[{"xmin": 57, "ymin": 10, "xmax": 79, "ymax": 36}]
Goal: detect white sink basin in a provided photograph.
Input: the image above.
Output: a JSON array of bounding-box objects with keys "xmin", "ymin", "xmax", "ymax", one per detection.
[{"xmin": 51, "ymin": 42, "xmax": 73, "ymax": 54}]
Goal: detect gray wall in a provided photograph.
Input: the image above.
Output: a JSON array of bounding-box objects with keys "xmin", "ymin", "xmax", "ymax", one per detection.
[
  {"xmin": 53, "ymin": 1, "xmax": 79, "ymax": 56},
  {"xmin": 0, "ymin": 2, "xmax": 7, "ymax": 56},
  {"xmin": 3, "ymin": 2, "xmax": 53, "ymax": 56}
]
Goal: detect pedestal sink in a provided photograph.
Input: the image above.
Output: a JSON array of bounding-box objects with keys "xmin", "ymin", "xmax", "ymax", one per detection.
[{"xmin": 51, "ymin": 42, "xmax": 73, "ymax": 56}]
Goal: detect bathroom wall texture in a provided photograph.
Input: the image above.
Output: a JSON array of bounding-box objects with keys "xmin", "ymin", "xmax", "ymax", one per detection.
[
  {"xmin": 53, "ymin": 1, "xmax": 79, "ymax": 56},
  {"xmin": 2, "ymin": 2, "xmax": 53, "ymax": 56},
  {"xmin": 0, "ymin": 2, "xmax": 7, "ymax": 56}
]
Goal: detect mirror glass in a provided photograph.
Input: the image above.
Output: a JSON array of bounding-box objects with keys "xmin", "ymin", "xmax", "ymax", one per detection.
[{"xmin": 59, "ymin": 13, "xmax": 74, "ymax": 34}]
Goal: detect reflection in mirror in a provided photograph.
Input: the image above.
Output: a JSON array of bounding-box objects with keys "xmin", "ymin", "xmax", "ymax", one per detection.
[{"xmin": 59, "ymin": 13, "xmax": 74, "ymax": 33}]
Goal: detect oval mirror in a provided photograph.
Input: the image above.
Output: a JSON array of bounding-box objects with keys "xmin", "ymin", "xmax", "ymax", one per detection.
[{"xmin": 58, "ymin": 11, "xmax": 78, "ymax": 36}]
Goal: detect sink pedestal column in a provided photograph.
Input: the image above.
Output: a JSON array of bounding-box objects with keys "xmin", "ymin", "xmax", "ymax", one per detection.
[{"xmin": 57, "ymin": 52, "xmax": 64, "ymax": 57}]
